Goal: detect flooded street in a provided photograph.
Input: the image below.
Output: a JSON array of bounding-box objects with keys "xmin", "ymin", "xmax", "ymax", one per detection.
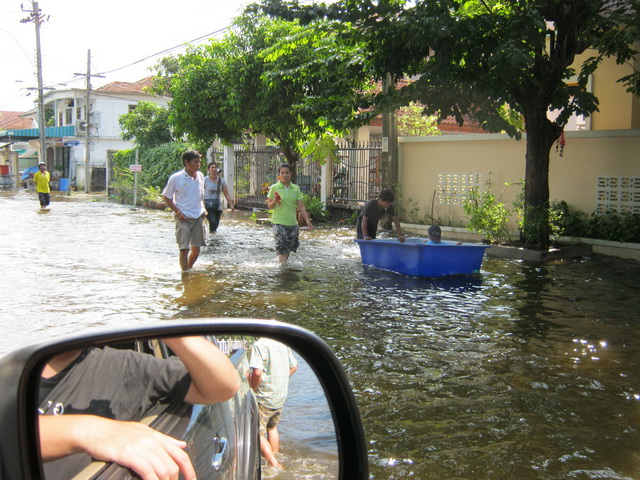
[{"xmin": 2, "ymin": 191, "xmax": 640, "ymax": 479}]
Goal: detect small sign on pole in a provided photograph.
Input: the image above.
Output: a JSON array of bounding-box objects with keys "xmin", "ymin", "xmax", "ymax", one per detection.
[
  {"xmin": 130, "ymin": 164, "xmax": 142, "ymax": 206},
  {"xmin": 381, "ymin": 137, "xmax": 389, "ymax": 153}
]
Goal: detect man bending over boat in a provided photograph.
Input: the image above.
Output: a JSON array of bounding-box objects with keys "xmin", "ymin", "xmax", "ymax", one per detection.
[
  {"xmin": 38, "ymin": 336, "xmax": 240, "ymax": 480},
  {"xmin": 356, "ymin": 189, "xmax": 405, "ymax": 242}
]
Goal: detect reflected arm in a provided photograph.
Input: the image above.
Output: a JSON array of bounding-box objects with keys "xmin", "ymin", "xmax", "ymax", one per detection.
[
  {"xmin": 249, "ymin": 368, "xmax": 263, "ymax": 390},
  {"xmin": 163, "ymin": 336, "xmax": 240, "ymax": 404}
]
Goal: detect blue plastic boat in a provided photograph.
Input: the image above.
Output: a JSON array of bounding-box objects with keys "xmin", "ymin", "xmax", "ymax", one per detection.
[{"xmin": 355, "ymin": 237, "xmax": 490, "ymax": 277}]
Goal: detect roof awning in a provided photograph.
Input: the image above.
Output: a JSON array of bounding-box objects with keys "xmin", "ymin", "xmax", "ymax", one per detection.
[{"xmin": 0, "ymin": 125, "xmax": 75, "ymax": 141}]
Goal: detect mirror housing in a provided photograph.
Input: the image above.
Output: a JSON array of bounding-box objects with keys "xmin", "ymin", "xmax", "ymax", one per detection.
[{"xmin": 0, "ymin": 319, "xmax": 368, "ymax": 479}]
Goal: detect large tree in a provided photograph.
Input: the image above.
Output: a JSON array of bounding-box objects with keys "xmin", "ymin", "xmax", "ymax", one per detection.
[
  {"xmin": 261, "ymin": 0, "xmax": 640, "ymax": 248},
  {"xmin": 159, "ymin": 11, "xmax": 373, "ymax": 176}
]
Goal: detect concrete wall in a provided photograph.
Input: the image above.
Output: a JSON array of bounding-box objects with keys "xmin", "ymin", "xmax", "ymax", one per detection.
[{"xmin": 398, "ymin": 130, "xmax": 640, "ymax": 229}]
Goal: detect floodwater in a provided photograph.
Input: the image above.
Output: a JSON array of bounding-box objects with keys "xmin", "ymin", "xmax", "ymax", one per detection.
[{"xmin": 2, "ymin": 191, "xmax": 640, "ymax": 479}]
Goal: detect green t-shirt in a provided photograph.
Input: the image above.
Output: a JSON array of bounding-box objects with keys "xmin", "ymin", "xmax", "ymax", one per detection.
[{"xmin": 268, "ymin": 181, "xmax": 303, "ymax": 226}]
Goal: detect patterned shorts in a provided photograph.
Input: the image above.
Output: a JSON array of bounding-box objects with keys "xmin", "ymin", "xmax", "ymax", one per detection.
[
  {"xmin": 273, "ymin": 224, "xmax": 299, "ymax": 255},
  {"xmin": 258, "ymin": 403, "xmax": 283, "ymax": 437}
]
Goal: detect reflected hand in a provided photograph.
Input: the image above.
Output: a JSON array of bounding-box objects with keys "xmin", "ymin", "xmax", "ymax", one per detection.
[
  {"xmin": 40, "ymin": 415, "xmax": 196, "ymax": 480},
  {"xmin": 90, "ymin": 420, "xmax": 195, "ymax": 480}
]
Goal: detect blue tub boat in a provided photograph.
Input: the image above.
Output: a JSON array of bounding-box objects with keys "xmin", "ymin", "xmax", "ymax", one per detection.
[{"xmin": 355, "ymin": 237, "xmax": 490, "ymax": 277}]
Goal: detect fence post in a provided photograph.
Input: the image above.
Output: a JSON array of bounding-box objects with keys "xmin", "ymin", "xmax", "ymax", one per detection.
[
  {"xmin": 223, "ymin": 145, "xmax": 235, "ymax": 199},
  {"xmin": 321, "ymin": 162, "xmax": 328, "ymax": 204}
]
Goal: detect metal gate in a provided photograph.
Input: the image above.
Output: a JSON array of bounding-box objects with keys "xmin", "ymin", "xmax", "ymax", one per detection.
[
  {"xmin": 227, "ymin": 141, "xmax": 381, "ymax": 210},
  {"xmin": 233, "ymin": 146, "xmax": 282, "ymax": 210},
  {"xmin": 328, "ymin": 141, "xmax": 382, "ymax": 207}
]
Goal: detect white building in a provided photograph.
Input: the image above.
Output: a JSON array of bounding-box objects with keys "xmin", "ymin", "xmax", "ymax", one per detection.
[{"xmin": 0, "ymin": 77, "xmax": 169, "ymax": 191}]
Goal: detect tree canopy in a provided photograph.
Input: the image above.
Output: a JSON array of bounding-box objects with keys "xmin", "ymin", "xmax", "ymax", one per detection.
[
  {"xmin": 156, "ymin": 10, "xmax": 375, "ymax": 171},
  {"xmin": 118, "ymin": 101, "xmax": 174, "ymax": 150},
  {"xmin": 260, "ymin": 0, "xmax": 640, "ymax": 247}
]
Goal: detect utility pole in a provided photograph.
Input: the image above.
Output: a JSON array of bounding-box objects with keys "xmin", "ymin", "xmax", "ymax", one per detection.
[
  {"xmin": 75, "ymin": 50, "xmax": 104, "ymax": 193},
  {"xmin": 21, "ymin": 1, "xmax": 48, "ymax": 166},
  {"xmin": 381, "ymin": 73, "xmax": 398, "ymax": 190}
]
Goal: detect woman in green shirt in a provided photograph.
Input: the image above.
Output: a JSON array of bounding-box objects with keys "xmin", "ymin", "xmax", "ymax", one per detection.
[{"xmin": 266, "ymin": 164, "xmax": 313, "ymax": 266}]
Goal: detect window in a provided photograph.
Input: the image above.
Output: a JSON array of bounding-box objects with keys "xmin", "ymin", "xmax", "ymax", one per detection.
[
  {"xmin": 436, "ymin": 173, "xmax": 483, "ymax": 205},
  {"xmin": 596, "ymin": 176, "xmax": 640, "ymax": 214},
  {"xmin": 64, "ymin": 109, "xmax": 72, "ymax": 125}
]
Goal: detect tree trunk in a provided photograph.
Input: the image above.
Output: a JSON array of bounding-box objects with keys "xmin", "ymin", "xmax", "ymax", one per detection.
[{"xmin": 522, "ymin": 107, "xmax": 562, "ymax": 249}]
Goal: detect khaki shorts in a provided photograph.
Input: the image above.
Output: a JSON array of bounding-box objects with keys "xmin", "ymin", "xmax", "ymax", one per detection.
[
  {"xmin": 175, "ymin": 216, "xmax": 206, "ymax": 250},
  {"xmin": 258, "ymin": 402, "xmax": 283, "ymax": 437}
]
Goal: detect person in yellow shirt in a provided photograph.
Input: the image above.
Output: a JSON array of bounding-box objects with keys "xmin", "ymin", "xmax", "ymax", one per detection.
[{"xmin": 33, "ymin": 162, "xmax": 51, "ymax": 208}]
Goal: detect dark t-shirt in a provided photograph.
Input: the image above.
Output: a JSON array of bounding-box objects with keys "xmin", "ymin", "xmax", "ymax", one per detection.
[
  {"xmin": 39, "ymin": 346, "xmax": 191, "ymax": 480},
  {"xmin": 356, "ymin": 199, "xmax": 396, "ymax": 239}
]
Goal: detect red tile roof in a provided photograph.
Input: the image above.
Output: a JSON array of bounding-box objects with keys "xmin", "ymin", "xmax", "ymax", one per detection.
[
  {"xmin": 0, "ymin": 111, "xmax": 34, "ymax": 130},
  {"xmin": 95, "ymin": 76, "xmax": 155, "ymax": 94}
]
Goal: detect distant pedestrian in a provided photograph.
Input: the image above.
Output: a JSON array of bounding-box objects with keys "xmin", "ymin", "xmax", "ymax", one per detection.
[
  {"xmin": 249, "ymin": 338, "xmax": 298, "ymax": 469},
  {"xmin": 162, "ymin": 150, "xmax": 206, "ymax": 273},
  {"xmin": 204, "ymin": 161, "xmax": 235, "ymax": 235},
  {"xmin": 33, "ymin": 162, "xmax": 51, "ymax": 208},
  {"xmin": 356, "ymin": 189, "xmax": 405, "ymax": 242},
  {"xmin": 266, "ymin": 163, "xmax": 313, "ymax": 266}
]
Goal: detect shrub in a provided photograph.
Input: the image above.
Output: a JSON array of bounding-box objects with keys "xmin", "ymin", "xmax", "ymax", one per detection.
[
  {"xmin": 302, "ymin": 194, "xmax": 330, "ymax": 223},
  {"xmin": 462, "ymin": 181, "xmax": 511, "ymax": 244},
  {"xmin": 549, "ymin": 201, "xmax": 640, "ymax": 243}
]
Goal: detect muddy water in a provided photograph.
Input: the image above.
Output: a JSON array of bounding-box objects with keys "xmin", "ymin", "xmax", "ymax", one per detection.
[{"xmin": 2, "ymin": 191, "xmax": 640, "ymax": 479}]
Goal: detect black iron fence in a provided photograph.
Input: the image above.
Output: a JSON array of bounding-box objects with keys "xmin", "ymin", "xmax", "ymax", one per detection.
[{"xmin": 328, "ymin": 141, "xmax": 382, "ymax": 208}]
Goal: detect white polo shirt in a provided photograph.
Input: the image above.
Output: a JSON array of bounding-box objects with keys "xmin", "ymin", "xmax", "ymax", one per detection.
[{"xmin": 162, "ymin": 169, "xmax": 206, "ymax": 219}]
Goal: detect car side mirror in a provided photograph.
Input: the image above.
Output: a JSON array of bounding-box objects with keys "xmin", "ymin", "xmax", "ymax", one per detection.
[{"xmin": 0, "ymin": 319, "xmax": 368, "ymax": 479}]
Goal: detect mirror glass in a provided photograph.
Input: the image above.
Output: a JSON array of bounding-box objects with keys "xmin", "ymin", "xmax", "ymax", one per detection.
[{"xmin": 36, "ymin": 334, "xmax": 338, "ymax": 480}]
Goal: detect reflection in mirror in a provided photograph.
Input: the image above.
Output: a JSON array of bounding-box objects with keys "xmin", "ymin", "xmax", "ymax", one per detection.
[{"xmin": 36, "ymin": 334, "xmax": 338, "ymax": 480}]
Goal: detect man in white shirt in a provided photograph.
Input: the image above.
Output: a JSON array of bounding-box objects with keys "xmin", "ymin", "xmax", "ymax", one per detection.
[{"xmin": 162, "ymin": 150, "xmax": 207, "ymax": 272}]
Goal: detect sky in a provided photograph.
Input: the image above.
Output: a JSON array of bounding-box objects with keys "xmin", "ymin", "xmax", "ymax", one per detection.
[{"xmin": 0, "ymin": 0, "xmax": 254, "ymax": 113}]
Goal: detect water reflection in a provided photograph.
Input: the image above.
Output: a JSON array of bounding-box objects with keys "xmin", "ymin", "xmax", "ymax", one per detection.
[{"xmin": 2, "ymin": 192, "xmax": 640, "ymax": 479}]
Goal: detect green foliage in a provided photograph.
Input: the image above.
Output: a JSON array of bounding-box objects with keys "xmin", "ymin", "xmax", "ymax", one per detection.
[
  {"xmin": 586, "ymin": 213, "xmax": 640, "ymax": 243},
  {"xmin": 549, "ymin": 201, "xmax": 640, "ymax": 244},
  {"xmin": 397, "ymin": 102, "xmax": 441, "ymax": 137},
  {"xmin": 301, "ymin": 133, "xmax": 338, "ymax": 165},
  {"xmin": 110, "ymin": 143, "xmax": 195, "ymax": 204},
  {"xmin": 159, "ymin": 10, "xmax": 372, "ymax": 169},
  {"xmin": 118, "ymin": 102, "xmax": 173, "ymax": 150},
  {"xmin": 462, "ymin": 180, "xmax": 511, "ymax": 244},
  {"xmin": 142, "ymin": 185, "xmax": 164, "ymax": 203},
  {"xmin": 109, "ymin": 167, "xmax": 141, "ymax": 205},
  {"xmin": 302, "ymin": 194, "xmax": 330, "ymax": 223}
]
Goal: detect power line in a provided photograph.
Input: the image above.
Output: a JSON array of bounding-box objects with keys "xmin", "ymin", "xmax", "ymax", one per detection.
[{"xmin": 96, "ymin": 26, "xmax": 231, "ymax": 76}]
